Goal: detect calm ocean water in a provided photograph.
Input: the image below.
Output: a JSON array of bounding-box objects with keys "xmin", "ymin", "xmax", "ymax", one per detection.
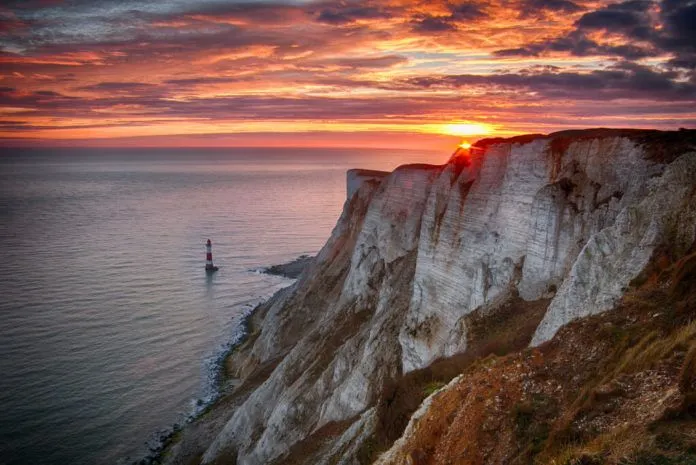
[{"xmin": 0, "ymin": 147, "xmax": 446, "ymax": 465}]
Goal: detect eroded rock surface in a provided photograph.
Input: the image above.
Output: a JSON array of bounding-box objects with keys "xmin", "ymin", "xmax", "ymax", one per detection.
[{"xmin": 164, "ymin": 129, "xmax": 696, "ymax": 465}]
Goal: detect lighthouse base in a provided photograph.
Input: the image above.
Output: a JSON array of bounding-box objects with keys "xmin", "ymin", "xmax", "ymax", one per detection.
[{"xmin": 205, "ymin": 265, "xmax": 219, "ymax": 273}]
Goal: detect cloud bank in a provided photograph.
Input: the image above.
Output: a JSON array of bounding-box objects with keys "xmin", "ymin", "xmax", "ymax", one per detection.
[{"xmin": 0, "ymin": 0, "xmax": 694, "ymax": 145}]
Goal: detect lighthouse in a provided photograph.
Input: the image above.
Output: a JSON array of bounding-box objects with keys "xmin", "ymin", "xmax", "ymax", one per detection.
[{"xmin": 205, "ymin": 239, "xmax": 219, "ymax": 272}]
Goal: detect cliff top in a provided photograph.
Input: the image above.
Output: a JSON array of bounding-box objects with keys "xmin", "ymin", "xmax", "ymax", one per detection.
[
  {"xmin": 474, "ymin": 128, "xmax": 696, "ymax": 163},
  {"xmin": 347, "ymin": 168, "xmax": 390, "ymax": 177}
]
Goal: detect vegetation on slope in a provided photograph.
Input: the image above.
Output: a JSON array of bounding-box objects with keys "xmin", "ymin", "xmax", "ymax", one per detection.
[
  {"xmin": 374, "ymin": 250, "xmax": 696, "ymax": 465},
  {"xmin": 354, "ymin": 292, "xmax": 552, "ymax": 463}
]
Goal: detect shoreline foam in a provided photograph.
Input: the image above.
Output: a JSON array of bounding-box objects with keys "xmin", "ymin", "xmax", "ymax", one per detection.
[
  {"xmin": 134, "ymin": 260, "xmax": 305, "ymax": 465},
  {"xmin": 133, "ymin": 303, "xmax": 259, "ymax": 465}
]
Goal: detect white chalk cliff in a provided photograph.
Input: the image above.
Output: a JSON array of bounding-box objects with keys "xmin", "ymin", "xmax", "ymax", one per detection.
[{"xmin": 166, "ymin": 129, "xmax": 696, "ymax": 465}]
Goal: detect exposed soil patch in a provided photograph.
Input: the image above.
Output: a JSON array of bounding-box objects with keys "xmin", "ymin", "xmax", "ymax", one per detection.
[
  {"xmin": 269, "ymin": 418, "xmax": 358, "ymax": 465},
  {"xmin": 466, "ymin": 293, "xmax": 551, "ymax": 357}
]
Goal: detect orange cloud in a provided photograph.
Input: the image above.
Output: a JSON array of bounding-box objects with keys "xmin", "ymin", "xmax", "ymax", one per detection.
[{"xmin": 0, "ymin": 0, "xmax": 693, "ymax": 147}]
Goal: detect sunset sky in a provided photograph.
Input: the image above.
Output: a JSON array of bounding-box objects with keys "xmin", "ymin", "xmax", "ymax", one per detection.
[{"xmin": 0, "ymin": 0, "xmax": 694, "ymax": 148}]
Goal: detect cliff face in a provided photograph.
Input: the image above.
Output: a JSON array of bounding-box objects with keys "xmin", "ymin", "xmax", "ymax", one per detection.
[
  {"xmin": 402, "ymin": 134, "xmax": 695, "ymax": 368},
  {"xmin": 164, "ymin": 129, "xmax": 696, "ymax": 465}
]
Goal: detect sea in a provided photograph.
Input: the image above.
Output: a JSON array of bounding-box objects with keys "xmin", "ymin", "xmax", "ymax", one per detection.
[{"xmin": 0, "ymin": 147, "xmax": 447, "ymax": 465}]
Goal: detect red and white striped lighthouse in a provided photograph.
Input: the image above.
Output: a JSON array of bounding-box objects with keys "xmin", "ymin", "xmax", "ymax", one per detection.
[{"xmin": 205, "ymin": 239, "xmax": 219, "ymax": 272}]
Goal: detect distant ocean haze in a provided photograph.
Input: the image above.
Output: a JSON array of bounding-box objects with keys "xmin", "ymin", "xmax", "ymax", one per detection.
[{"xmin": 0, "ymin": 147, "xmax": 447, "ymax": 465}]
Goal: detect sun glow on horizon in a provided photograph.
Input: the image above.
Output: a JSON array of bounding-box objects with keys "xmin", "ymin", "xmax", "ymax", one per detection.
[
  {"xmin": 439, "ymin": 122, "xmax": 493, "ymax": 137},
  {"xmin": 459, "ymin": 141, "xmax": 472, "ymax": 149}
]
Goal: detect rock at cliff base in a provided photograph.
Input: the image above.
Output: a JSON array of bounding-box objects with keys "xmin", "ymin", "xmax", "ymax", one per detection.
[{"xmin": 262, "ymin": 255, "xmax": 314, "ymax": 279}]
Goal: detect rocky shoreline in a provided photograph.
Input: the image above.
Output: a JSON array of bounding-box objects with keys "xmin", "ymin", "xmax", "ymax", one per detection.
[
  {"xmin": 261, "ymin": 255, "xmax": 314, "ymax": 279},
  {"xmin": 137, "ymin": 255, "xmax": 314, "ymax": 464},
  {"xmin": 136, "ymin": 302, "xmax": 261, "ymax": 465},
  {"xmin": 148, "ymin": 258, "xmax": 309, "ymax": 464}
]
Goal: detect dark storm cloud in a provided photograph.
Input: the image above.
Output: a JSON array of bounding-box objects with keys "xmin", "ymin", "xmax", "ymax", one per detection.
[
  {"xmin": 575, "ymin": 0, "xmax": 656, "ymax": 41},
  {"xmin": 315, "ymin": 5, "xmax": 392, "ymax": 24},
  {"xmin": 576, "ymin": 9, "xmax": 644, "ymax": 28},
  {"xmin": 188, "ymin": 2, "xmax": 303, "ymax": 17},
  {"xmin": 522, "ymin": 0, "xmax": 582, "ymax": 13},
  {"xmin": 498, "ymin": 0, "xmax": 661, "ymax": 58},
  {"xmin": 410, "ymin": 2, "xmax": 487, "ymax": 33},
  {"xmin": 659, "ymin": 0, "xmax": 696, "ymax": 69},
  {"xmin": 76, "ymin": 82, "xmax": 159, "ymax": 92},
  {"xmin": 494, "ymin": 30, "xmax": 655, "ymax": 59},
  {"xmin": 449, "ymin": 3, "xmax": 488, "ymax": 20},
  {"xmin": 411, "ymin": 15, "xmax": 458, "ymax": 33},
  {"xmin": 0, "ymin": 88, "xmax": 79, "ymax": 110},
  {"xmin": 163, "ymin": 76, "xmax": 248, "ymax": 86},
  {"xmin": 662, "ymin": 0, "xmax": 696, "ymax": 43},
  {"xmin": 393, "ymin": 63, "xmax": 696, "ymax": 101},
  {"xmin": 33, "ymin": 90, "xmax": 63, "ymax": 96},
  {"xmin": 497, "ymin": 0, "xmax": 696, "ymax": 70},
  {"xmin": 0, "ymin": 14, "xmax": 28, "ymax": 34}
]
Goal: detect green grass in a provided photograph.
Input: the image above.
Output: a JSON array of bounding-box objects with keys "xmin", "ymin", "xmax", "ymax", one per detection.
[{"xmin": 422, "ymin": 381, "xmax": 447, "ymax": 397}]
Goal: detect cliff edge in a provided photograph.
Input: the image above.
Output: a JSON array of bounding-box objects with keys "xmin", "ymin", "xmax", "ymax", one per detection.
[{"xmin": 162, "ymin": 128, "xmax": 696, "ymax": 465}]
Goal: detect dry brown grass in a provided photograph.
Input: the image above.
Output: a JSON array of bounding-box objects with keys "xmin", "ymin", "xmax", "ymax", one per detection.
[
  {"xmin": 538, "ymin": 252, "xmax": 696, "ymax": 465},
  {"xmin": 369, "ymin": 244, "xmax": 696, "ymax": 465},
  {"xmin": 617, "ymin": 323, "xmax": 696, "ymax": 374},
  {"xmin": 358, "ymin": 295, "xmax": 550, "ymax": 464}
]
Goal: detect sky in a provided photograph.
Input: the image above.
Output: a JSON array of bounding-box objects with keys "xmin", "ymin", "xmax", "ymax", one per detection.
[{"xmin": 0, "ymin": 0, "xmax": 694, "ymax": 148}]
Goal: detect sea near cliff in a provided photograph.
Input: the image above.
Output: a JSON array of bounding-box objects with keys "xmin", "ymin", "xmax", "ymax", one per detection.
[{"xmin": 0, "ymin": 147, "xmax": 446, "ymax": 465}]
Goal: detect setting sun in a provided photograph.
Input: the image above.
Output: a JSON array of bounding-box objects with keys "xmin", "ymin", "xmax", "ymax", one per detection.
[{"xmin": 459, "ymin": 141, "xmax": 472, "ymax": 149}]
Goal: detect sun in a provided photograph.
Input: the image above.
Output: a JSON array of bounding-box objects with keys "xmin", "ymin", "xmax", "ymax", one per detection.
[
  {"xmin": 440, "ymin": 122, "xmax": 491, "ymax": 137},
  {"xmin": 459, "ymin": 141, "xmax": 472, "ymax": 149}
]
